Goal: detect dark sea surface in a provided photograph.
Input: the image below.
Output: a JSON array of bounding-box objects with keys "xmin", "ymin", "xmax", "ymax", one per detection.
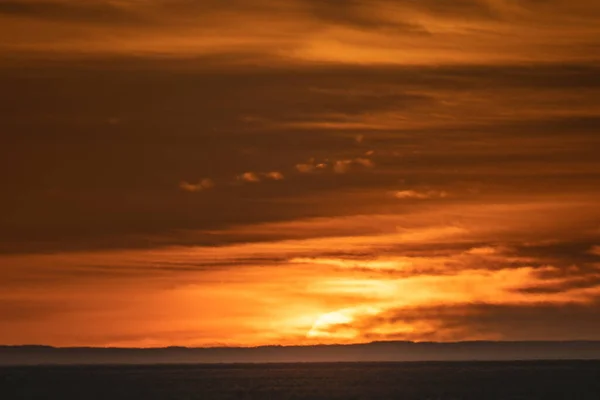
[{"xmin": 1, "ymin": 361, "xmax": 600, "ymax": 399}]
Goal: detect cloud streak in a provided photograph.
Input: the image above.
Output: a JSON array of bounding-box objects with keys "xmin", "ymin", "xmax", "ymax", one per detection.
[
  {"xmin": 394, "ymin": 190, "xmax": 448, "ymax": 200},
  {"xmin": 0, "ymin": 0, "xmax": 598, "ymax": 63},
  {"xmin": 179, "ymin": 178, "xmax": 215, "ymax": 192},
  {"xmin": 3, "ymin": 206, "xmax": 599, "ymax": 346}
]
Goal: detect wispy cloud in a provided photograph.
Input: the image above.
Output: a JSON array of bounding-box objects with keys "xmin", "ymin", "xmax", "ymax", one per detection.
[
  {"xmin": 237, "ymin": 172, "xmax": 262, "ymax": 183},
  {"xmin": 394, "ymin": 190, "xmax": 448, "ymax": 200},
  {"xmin": 0, "ymin": 1, "xmax": 144, "ymax": 24},
  {"xmin": 296, "ymin": 163, "xmax": 316, "ymax": 173},
  {"xmin": 333, "ymin": 160, "xmax": 353, "ymax": 174},
  {"xmin": 1, "ymin": 0, "xmax": 598, "ymax": 63},
  {"xmin": 296, "ymin": 157, "xmax": 375, "ymax": 174},
  {"xmin": 178, "ymin": 178, "xmax": 215, "ymax": 192},
  {"xmin": 295, "ymin": 158, "xmax": 329, "ymax": 173},
  {"xmin": 354, "ymin": 157, "xmax": 374, "ymax": 168},
  {"xmin": 236, "ymin": 171, "xmax": 285, "ymax": 183},
  {"xmin": 263, "ymin": 171, "xmax": 285, "ymax": 180}
]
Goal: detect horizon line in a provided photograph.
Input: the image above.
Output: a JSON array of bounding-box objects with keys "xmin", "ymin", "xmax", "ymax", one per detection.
[{"xmin": 4, "ymin": 340, "xmax": 600, "ymax": 350}]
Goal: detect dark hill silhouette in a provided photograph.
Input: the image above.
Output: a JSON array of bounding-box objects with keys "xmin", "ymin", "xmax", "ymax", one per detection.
[{"xmin": 2, "ymin": 341, "xmax": 600, "ymax": 365}]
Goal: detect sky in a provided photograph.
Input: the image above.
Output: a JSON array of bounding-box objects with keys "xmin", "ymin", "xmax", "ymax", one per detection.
[{"xmin": 1, "ymin": 0, "xmax": 600, "ymax": 348}]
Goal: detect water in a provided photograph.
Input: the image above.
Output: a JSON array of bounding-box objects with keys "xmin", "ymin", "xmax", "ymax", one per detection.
[{"xmin": 2, "ymin": 361, "xmax": 600, "ymax": 399}]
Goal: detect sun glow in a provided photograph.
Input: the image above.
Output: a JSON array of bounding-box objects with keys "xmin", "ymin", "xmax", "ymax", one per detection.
[
  {"xmin": 307, "ymin": 311, "xmax": 354, "ymax": 339},
  {"xmin": 307, "ymin": 306, "xmax": 383, "ymax": 340}
]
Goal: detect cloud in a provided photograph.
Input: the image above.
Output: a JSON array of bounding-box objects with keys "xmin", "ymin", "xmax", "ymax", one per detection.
[
  {"xmin": 179, "ymin": 178, "xmax": 214, "ymax": 193},
  {"xmin": 2, "ymin": 197, "xmax": 600, "ymax": 345},
  {"xmin": 516, "ymin": 274, "xmax": 600, "ymax": 295},
  {"xmin": 299, "ymin": 258, "xmax": 600, "ymax": 341},
  {"xmin": 296, "ymin": 158, "xmax": 330, "ymax": 173},
  {"xmin": 302, "ymin": 0, "xmax": 429, "ymax": 34},
  {"xmin": 355, "ymin": 301, "xmax": 600, "ymax": 342},
  {"xmin": 290, "ymin": 257, "xmax": 409, "ymax": 272},
  {"xmin": 466, "ymin": 246, "xmax": 499, "ymax": 256},
  {"xmin": 394, "ymin": 190, "xmax": 448, "ymax": 200},
  {"xmin": 333, "ymin": 160, "xmax": 352, "ymax": 174},
  {"xmin": 1, "ymin": 0, "xmax": 599, "ymax": 63},
  {"xmin": 238, "ymin": 172, "xmax": 261, "ymax": 183},
  {"xmin": 332, "ymin": 158, "xmax": 375, "ymax": 174},
  {"xmin": 400, "ymin": 0, "xmax": 498, "ymax": 19},
  {"xmin": 0, "ymin": 1, "xmax": 144, "ymax": 24},
  {"xmin": 296, "ymin": 163, "xmax": 316, "ymax": 173},
  {"xmin": 354, "ymin": 157, "xmax": 374, "ymax": 168},
  {"xmin": 263, "ymin": 171, "xmax": 285, "ymax": 180},
  {"xmin": 236, "ymin": 171, "xmax": 285, "ymax": 183}
]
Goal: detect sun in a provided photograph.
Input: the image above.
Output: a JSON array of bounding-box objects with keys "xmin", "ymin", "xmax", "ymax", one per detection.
[
  {"xmin": 305, "ymin": 305, "xmax": 384, "ymax": 340},
  {"xmin": 307, "ymin": 311, "xmax": 354, "ymax": 339}
]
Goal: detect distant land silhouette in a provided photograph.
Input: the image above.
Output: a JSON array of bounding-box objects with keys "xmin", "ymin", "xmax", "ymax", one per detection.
[{"xmin": 2, "ymin": 341, "xmax": 600, "ymax": 365}]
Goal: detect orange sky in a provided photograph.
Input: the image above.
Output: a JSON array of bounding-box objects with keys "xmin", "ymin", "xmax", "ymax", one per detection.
[{"xmin": 1, "ymin": 0, "xmax": 600, "ymax": 347}]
